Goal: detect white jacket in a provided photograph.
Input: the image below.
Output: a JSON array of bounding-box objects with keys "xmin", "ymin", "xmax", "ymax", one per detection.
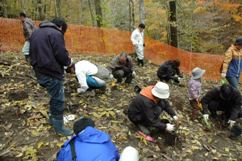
[
  {"xmin": 75, "ymin": 60, "xmax": 98, "ymax": 92},
  {"xmin": 131, "ymin": 28, "xmax": 144, "ymax": 46}
]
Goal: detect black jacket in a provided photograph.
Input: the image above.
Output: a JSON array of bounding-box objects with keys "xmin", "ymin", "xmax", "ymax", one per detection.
[
  {"xmin": 128, "ymin": 94, "xmax": 176, "ymax": 130},
  {"xmin": 157, "ymin": 60, "xmax": 181, "ymax": 82},
  {"xmin": 29, "ymin": 22, "xmax": 71, "ymax": 80},
  {"xmin": 201, "ymin": 87, "xmax": 241, "ymax": 120}
]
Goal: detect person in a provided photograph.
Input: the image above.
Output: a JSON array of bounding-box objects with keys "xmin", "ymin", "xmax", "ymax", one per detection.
[
  {"xmin": 66, "ymin": 60, "xmax": 112, "ymax": 93},
  {"xmin": 127, "ymin": 82, "xmax": 179, "ymax": 140},
  {"xmin": 131, "ymin": 23, "xmax": 145, "ymax": 66},
  {"xmin": 157, "ymin": 59, "xmax": 183, "ymax": 83},
  {"xmin": 188, "ymin": 67, "xmax": 206, "ymax": 118},
  {"xmin": 201, "ymin": 84, "xmax": 242, "ymax": 129},
  {"xmin": 19, "ymin": 12, "xmax": 36, "ymax": 62},
  {"xmin": 221, "ymin": 36, "xmax": 242, "ymax": 89},
  {"xmin": 57, "ymin": 117, "xmax": 139, "ymax": 161},
  {"xmin": 108, "ymin": 52, "xmax": 134, "ymax": 84},
  {"xmin": 29, "ymin": 18, "xmax": 73, "ymax": 136}
]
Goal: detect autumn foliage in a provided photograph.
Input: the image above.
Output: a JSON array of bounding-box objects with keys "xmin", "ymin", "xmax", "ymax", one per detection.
[{"xmin": 0, "ymin": 18, "xmax": 241, "ymax": 82}]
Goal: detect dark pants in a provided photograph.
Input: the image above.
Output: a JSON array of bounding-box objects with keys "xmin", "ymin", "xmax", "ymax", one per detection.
[
  {"xmin": 226, "ymin": 76, "xmax": 240, "ymax": 89},
  {"xmin": 112, "ymin": 69, "xmax": 133, "ymax": 83},
  {"xmin": 36, "ymin": 73, "xmax": 64, "ymax": 118}
]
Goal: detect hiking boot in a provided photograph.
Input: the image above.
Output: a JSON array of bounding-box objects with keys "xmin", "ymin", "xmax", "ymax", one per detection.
[{"xmin": 52, "ymin": 116, "xmax": 73, "ymax": 136}]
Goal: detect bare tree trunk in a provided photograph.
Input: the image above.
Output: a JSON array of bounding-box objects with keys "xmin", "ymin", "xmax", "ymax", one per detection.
[
  {"xmin": 139, "ymin": 0, "xmax": 145, "ymax": 24},
  {"xmin": 169, "ymin": 0, "xmax": 178, "ymax": 47},
  {"xmin": 0, "ymin": 0, "xmax": 8, "ymax": 17},
  {"xmin": 94, "ymin": 0, "xmax": 102, "ymax": 27},
  {"xmin": 79, "ymin": 0, "xmax": 83, "ymax": 24},
  {"xmin": 129, "ymin": 0, "xmax": 135, "ymax": 31},
  {"xmin": 55, "ymin": 0, "xmax": 61, "ymax": 17},
  {"xmin": 88, "ymin": 0, "xmax": 95, "ymax": 26},
  {"xmin": 37, "ymin": 0, "xmax": 45, "ymax": 20}
]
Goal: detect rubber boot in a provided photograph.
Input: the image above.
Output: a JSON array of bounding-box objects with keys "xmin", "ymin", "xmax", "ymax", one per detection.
[{"xmin": 51, "ymin": 116, "xmax": 73, "ymax": 136}]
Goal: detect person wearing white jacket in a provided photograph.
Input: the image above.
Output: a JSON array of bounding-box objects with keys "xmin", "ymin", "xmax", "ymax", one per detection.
[
  {"xmin": 131, "ymin": 23, "xmax": 145, "ymax": 66},
  {"xmin": 66, "ymin": 60, "xmax": 111, "ymax": 93}
]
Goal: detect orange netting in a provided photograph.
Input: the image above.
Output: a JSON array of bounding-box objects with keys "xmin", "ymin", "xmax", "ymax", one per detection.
[{"xmin": 0, "ymin": 18, "xmax": 241, "ymax": 82}]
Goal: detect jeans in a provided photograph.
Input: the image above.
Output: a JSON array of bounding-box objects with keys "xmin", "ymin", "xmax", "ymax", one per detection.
[
  {"xmin": 86, "ymin": 75, "xmax": 105, "ymax": 89},
  {"xmin": 36, "ymin": 73, "xmax": 64, "ymax": 117},
  {"xmin": 226, "ymin": 76, "xmax": 240, "ymax": 89}
]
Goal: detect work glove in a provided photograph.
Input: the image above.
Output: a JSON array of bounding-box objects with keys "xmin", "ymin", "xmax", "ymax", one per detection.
[
  {"xmin": 173, "ymin": 115, "xmax": 178, "ymax": 121},
  {"xmin": 228, "ymin": 120, "xmax": 236, "ymax": 129},
  {"xmin": 77, "ymin": 88, "xmax": 86, "ymax": 93},
  {"xmin": 166, "ymin": 123, "xmax": 175, "ymax": 132},
  {"xmin": 221, "ymin": 72, "xmax": 226, "ymax": 78},
  {"xmin": 109, "ymin": 74, "xmax": 114, "ymax": 79},
  {"xmin": 132, "ymin": 71, "xmax": 136, "ymax": 77},
  {"xmin": 203, "ymin": 114, "xmax": 209, "ymax": 121}
]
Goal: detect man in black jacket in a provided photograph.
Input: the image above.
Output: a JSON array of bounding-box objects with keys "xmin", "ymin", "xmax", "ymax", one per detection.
[
  {"xmin": 128, "ymin": 82, "xmax": 179, "ymax": 136},
  {"xmin": 29, "ymin": 18, "xmax": 72, "ymax": 136},
  {"xmin": 157, "ymin": 59, "xmax": 183, "ymax": 83},
  {"xmin": 201, "ymin": 84, "xmax": 242, "ymax": 128}
]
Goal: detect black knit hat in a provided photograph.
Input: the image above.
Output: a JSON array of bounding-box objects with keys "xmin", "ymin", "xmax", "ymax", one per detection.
[
  {"xmin": 73, "ymin": 117, "xmax": 95, "ymax": 135},
  {"xmin": 235, "ymin": 36, "xmax": 242, "ymax": 45}
]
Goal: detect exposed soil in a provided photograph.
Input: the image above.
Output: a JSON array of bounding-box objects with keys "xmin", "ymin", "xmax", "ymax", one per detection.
[{"xmin": 0, "ymin": 52, "xmax": 241, "ymax": 161}]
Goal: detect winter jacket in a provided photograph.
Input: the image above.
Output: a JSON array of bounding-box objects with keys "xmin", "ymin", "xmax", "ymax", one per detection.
[
  {"xmin": 222, "ymin": 45, "xmax": 241, "ymax": 78},
  {"xmin": 128, "ymin": 86, "xmax": 176, "ymax": 130},
  {"xmin": 56, "ymin": 126, "xmax": 120, "ymax": 161},
  {"xmin": 22, "ymin": 18, "xmax": 36, "ymax": 40},
  {"xmin": 188, "ymin": 79, "xmax": 202, "ymax": 100},
  {"xmin": 29, "ymin": 22, "xmax": 71, "ymax": 80},
  {"xmin": 131, "ymin": 28, "xmax": 144, "ymax": 46},
  {"xmin": 157, "ymin": 60, "xmax": 181, "ymax": 82},
  {"xmin": 108, "ymin": 53, "xmax": 133, "ymax": 73},
  {"xmin": 201, "ymin": 87, "xmax": 241, "ymax": 121}
]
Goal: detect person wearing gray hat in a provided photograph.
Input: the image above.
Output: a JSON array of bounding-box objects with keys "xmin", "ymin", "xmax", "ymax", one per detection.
[
  {"xmin": 188, "ymin": 67, "xmax": 206, "ymax": 118},
  {"xmin": 221, "ymin": 36, "xmax": 242, "ymax": 89}
]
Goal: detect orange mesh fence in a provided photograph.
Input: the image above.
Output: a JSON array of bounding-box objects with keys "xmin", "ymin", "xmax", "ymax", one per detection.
[{"xmin": 0, "ymin": 18, "xmax": 241, "ymax": 82}]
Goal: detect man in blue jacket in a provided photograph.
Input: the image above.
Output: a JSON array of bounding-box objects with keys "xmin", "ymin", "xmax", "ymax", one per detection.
[
  {"xmin": 29, "ymin": 18, "xmax": 72, "ymax": 136},
  {"xmin": 56, "ymin": 117, "xmax": 120, "ymax": 161}
]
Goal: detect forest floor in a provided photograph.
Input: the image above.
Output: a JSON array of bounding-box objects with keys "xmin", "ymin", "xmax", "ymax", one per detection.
[{"xmin": 0, "ymin": 52, "xmax": 241, "ymax": 161}]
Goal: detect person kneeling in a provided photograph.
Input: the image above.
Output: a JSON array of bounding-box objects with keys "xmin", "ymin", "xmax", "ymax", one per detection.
[
  {"xmin": 157, "ymin": 59, "xmax": 183, "ymax": 83},
  {"xmin": 66, "ymin": 60, "xmax": 112, "ymax": 93},
  {"xmin": 201, "ymin": 84, "xmax": 242, "ymax": 129},
  {"xmin": 127, "ymin": 82, "xmax": 179, "ymax": 141},
  {"xmin": 108, "ymin": 52, "xmax": 134, "ymax": 84}
]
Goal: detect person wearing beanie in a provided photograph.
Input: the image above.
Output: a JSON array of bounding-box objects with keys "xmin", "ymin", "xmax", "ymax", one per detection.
[
  {"xmin": 108, "ymin": 52, "xmax": 134, "ymax": 84},
  {"xmin": 201, "ymin": 84, "xmax": 242, "ymax": 129},
  {"xmin": 131, "ymin": 23, "xmax": 145, "ymax": 66},
  {"xmin": 127, "ymin": 82, "xmax": 179, "ymax": 141},
  {"xmin": 221, "ymin": 36, "xmax": 242, "ymax": 89},
  {"xmin": 157, "ymin": 59, "xmax": 183, "ymax": 83},
  {"xmin": 19, "ymin": 12, "xmax": 36, "ymax": 62},
  {"xmin": 66, "ymin": 60, "xmax": 112, "ymax": 93},
  {"xmin": 57, "ymin": 117, "xmax": 120, "ymax": 161},
  {"xmin": 29, "ymin": 18, "xmax": 73, "ymax": 136},
  {"xmin": 188, "ymin": 67, "xmax": 206, "ymax": 118}
]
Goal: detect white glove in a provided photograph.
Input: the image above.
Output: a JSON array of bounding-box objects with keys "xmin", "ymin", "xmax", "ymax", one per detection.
[
  {"xmin": 228, "ymin": 120, "xmax": 236, "ymax": 128},
  {"xmin": 221, "ymin": 73, "xmax": 226, "ymax": 78},
  {"xmin": 77, "ymin": 88, "xmax": 86, "ymax": 93},
  {"xmin": 166, "ymin": 123, "xmax": 175, "ymax": 132},
  {"xmin": 173, "ymin": 115, "xmax": 178, "ymax": 121},
  {"xmin": 109, "ymin": 74, "xmax": 114, "ymax": 79},
  {"xmin": 203, "ymin": 114, "xmax": 209, "ymax": 121},
  {"xmin": 132, "ymin": 71, "xmax": 136, "ymax": 77}
]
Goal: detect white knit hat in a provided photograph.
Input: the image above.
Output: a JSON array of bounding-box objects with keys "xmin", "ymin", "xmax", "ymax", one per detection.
[
  {"xmin": 151, "ymin": 82, "xmax": 170, "ymax": 99},
  {"xmin": 119, "ymin": 146, "xmax": 139, "ymax": 161}
]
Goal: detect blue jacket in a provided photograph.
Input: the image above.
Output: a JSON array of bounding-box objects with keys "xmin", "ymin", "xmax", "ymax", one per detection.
[
  {"xmin": 30, "ymin": 22, "xmax": 71, "ymax": 80},
  {"xmin": 56, "ymin": 127, "xmax": 120, "ymax": 161}
]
